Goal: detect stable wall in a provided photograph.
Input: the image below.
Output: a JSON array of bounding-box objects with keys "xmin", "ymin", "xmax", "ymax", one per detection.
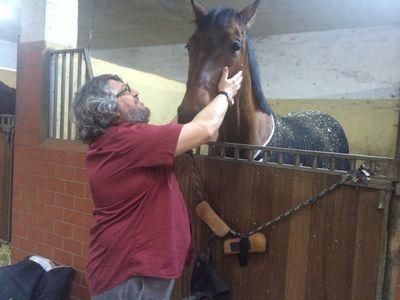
[
  {"xmin": 8, "ymin": 39, "xmax": 399, "ymax": 300},
  {"xmin": 0, "ymin": 68, "xmax": 16, "ymax": 88},
  {"xmin": 0, "ymin": 39, "xmax": 17, "ymax": 71},
  {"xmin": 93, "ymin": 24, "xmax": 400, "ymax": 100}
]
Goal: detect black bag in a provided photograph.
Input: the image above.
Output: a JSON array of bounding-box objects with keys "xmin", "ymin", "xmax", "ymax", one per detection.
[
  {"xmin": 186, "ymin": 247, "xmax": 229, "ymax": 300},
  {"xmin": 0, "ymin": 256, "xmax": 75, "ymax": 300}
]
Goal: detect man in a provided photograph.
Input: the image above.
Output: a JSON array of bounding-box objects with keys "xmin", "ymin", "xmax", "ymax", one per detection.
[{"xmin": 72, "ymin": 67, "xmax": 242, "ymax": 299}]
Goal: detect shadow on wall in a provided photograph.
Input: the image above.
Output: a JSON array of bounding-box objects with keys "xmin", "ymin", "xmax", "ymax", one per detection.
[{"xmin": 0, "ymin": 82, "xmax": 15, "ymax": 115}]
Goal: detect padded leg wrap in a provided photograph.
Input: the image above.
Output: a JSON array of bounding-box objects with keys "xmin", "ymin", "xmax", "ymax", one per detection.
[
  {"xmin": 223, "ymin": 232, "xmax": 267, "ymax": 255},
  {"xmin": 196, "ymin": 201, "xmax": 231, "ymax": 238}
]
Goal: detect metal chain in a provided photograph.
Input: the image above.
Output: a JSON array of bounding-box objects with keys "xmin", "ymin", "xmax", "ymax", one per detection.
[
  {"xmin": 187, "ymin": 153, "xmax": 205, "ymax": 202},
  {"xmin": 185, "ymin": 153, "xmax": 370, "ymax": 237},
  {"xmin": 247, "ymin": 174, "xmax": 353, "ymax": 235}
]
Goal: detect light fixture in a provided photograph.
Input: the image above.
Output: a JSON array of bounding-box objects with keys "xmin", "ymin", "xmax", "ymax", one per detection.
[{"xmin": 0, "ymin": 2, "xmax": 13, "ymax": 20}]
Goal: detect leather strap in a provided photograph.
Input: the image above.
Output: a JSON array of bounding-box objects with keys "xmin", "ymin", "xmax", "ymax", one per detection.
[{"xmin": 217, "ymin": 91, "xmax": 234, "ymax": 107}]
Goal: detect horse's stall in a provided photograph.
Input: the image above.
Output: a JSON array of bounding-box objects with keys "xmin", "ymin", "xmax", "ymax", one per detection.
[
  {"xmin": 0, "ymin": 114, "xmax": 14, "ymax": 243},
  {"xmin": 171, "ymin": 144, "xmax": 398, "ymax": 300}
]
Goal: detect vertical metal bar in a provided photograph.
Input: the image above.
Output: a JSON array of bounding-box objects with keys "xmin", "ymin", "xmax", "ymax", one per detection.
[
  {"xmin": 53, "ymin": 53, "xmax": 59, "ymax": 139},
  {"xmin": 77, "ymin": 50, "xmax": 82, "ymax": 88},
  {"xmin": 48, "ymin": 52, "xmax": 55, "ymax": 138},
  {"xmin": 83, "ymin": 48, "xmax": 94, "ymax": 79},
  {"xmin": 330, "ymin": 157, "xmax": 336, "ymax": 170},
  {"xmin": 263, "ymin": 151, "xmax": 269, "ymax": 163},
  {"xmin": 234, "ymin": 147, "xmax": 239, "ymax": 160},
  {"xmin": 312, "ymin": 156, "xmax": 318, "ymax": 169},
  {"xmin": 60, "ymin": 52, "xmax": 66, "ymax": 139},
  {"xmin": 295, "ymin": 154, "xmax": 300, "ymax": 167},
  {"xmin": 220, "ymin": 145, "xmax": 225, "ymax": 157},
  {"xmin": 278, "ymin": 152, "xmax": 284, "ymax": 164},
  {"xmin": 68, "ymin": 52, "xmax": 74, "ymax": 140},
  {"xmin": 350, "ymin": 159, "xmax": 356, "ymax": 171},
  {"xmin": 248, "ymin": 149, "xmax": 253, "ymax": 161}
]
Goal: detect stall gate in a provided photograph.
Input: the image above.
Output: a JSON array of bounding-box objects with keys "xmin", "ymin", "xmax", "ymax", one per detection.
[
  {"xmin": 172, "ymin": 143, "xmax": 399, "ymax": 300},
  {"xmin": 0, "ymin": 114, "xmax": 14, "ymax": 243}
]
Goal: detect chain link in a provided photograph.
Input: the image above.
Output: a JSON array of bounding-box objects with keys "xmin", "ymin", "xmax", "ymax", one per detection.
[{"xmin": 186, "ymin": 153, "xmax": 370, "ymax": 237}]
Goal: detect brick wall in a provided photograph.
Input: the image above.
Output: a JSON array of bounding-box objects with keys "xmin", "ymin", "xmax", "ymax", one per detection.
[{"xmin": 11, "ymin": 41, "xmax": 93, "ymax": 299}]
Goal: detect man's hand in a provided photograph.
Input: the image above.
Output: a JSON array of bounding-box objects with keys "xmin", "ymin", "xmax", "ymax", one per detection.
[{"xmin": 175, "ymin": 67, "xmax": 243, "ymax": 156}]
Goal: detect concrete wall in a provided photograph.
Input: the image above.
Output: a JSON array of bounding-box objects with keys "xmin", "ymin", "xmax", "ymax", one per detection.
[
  {"xmin": 93, "ymin": 24, "xmax": 400, "ymax": 100},
  {"xmin": 92, "ymin": 25, "xmax": 400, "ymax": 157}
]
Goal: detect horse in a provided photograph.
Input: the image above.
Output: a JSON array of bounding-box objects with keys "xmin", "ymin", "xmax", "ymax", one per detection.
[
  {"xmin": 177, "ymin": 0, "xmax": 349, "ymax": 168},
  {"xmin": 0, "ymin": 81, "xmax": 16, "ymax": 115}
]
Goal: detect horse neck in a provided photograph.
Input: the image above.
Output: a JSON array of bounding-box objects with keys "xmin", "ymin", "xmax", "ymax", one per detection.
[{"xmin": 219, "ymin": 71, "xmax": 272, "ymax": 145}]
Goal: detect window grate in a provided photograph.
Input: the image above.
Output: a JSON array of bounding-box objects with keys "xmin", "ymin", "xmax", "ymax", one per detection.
[{"xmin": 48, "ymin": 49, "xmax": 93, "ymax": 140}]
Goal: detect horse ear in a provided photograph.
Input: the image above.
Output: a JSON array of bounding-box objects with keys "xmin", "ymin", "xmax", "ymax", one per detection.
[
  {"xmin": 190, "ymin": 0, "xmax": 208, "ymax": 23},
  {"xmin": 239, "ymin": 0, "xmax": 260, "ymax": 28}
]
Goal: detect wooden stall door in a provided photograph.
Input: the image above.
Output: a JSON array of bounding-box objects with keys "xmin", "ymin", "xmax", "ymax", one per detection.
[
  {"xmin": 172, "ymin": 155, "xmax": 390, "ymax": 300},
  {"xmin": 0, "ymin": 130, "xmax": 11, "ymax": 242}
]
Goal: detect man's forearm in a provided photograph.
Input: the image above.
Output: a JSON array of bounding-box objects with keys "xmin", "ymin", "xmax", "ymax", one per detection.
[{"xmin": 191, "ymin": 94, "xmax": 229, "ymax": 136}]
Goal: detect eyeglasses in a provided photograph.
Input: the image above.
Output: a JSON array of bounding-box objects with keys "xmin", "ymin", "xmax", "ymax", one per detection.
[{"xmin": 116, "ymin": 83, "xmax": 131, "ymax": 98}]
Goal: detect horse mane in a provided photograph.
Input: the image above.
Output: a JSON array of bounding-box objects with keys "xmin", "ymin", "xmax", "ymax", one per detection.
[{"xmin": 195, "ymin": 7, "xmax": 272, "ymax": 115}]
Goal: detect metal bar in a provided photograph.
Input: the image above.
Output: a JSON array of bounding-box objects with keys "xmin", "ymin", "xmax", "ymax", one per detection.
[
  {"xmin": 207, "ymin": 142, "xmax": 396, "ymax": 162},
  {"xmin": 52, "ymin": 53, "xmax": 59, "ymax": 139},
  {"xmin": 48, "ymin": 49, "xmax": 80, "ymax": 54},
  {"xmin": 278, "ymin": 153, "xmax": 283, "ymax": 164},
  {"xmin": 295, "ymin": 154, "xmax": 300, "ymax": 167},
  {"xmin": 77, "ymin": 50, "xmax": 82, "ymax": 88},
  {"xmin": 312, "ymin": 156, "xmax": 318, "ymax": 169},
  {"xmin": 330, "ymin": 157, "xmax": 336, "ymax": 171},
  {"xmin": 48, "ymin": 52, "xmax": 55, "ymax": 139},
  {"xmin": 60, "ymin": 53, "xmax": 66, "ymax": 139},
  {"xmin": 220, "ymin": 145, "xmax": 225, "ymax": 157},
  {"xmin": 83, "ymin": 48, "xmax": 94, "ymax": 79},
  {"xmin": 190, "ymin": 155, "xmax": 394, "ymax": 190},
  {"xmin": 68, "ymin": 52, "xmax": 74, "ymax": 140},
  {"xmin": 234, "ymin": 147, "xmax": 239, "ymax": 160}
]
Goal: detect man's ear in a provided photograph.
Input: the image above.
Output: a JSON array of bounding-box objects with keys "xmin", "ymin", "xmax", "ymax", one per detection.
[
  {"xmin": 239, "ymin": 0, "xmax": 260, "ymax": 28},
  {"xmin": 190, "ymin": 0, "xmax": 208, "ymax": 24}
]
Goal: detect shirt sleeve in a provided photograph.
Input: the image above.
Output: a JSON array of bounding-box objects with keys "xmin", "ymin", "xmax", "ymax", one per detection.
[{"xmin": 119, "ymin": 123, "xmax": 183, "ymax": 169}]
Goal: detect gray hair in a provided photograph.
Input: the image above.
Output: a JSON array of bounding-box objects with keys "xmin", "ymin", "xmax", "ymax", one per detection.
[{"xmin": 72, "ymin": 74, "xmax": 122, "ymax": 144}]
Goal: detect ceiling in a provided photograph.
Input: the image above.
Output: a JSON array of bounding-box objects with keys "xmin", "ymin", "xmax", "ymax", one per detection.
[{"xmin": 1, "ymin": 0, "xmax": 400, "ymax": 48}]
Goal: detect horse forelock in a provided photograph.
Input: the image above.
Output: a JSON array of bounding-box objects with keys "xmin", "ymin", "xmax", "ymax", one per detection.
[{"xmin": 196, "ymin": 7, "xmax": 238, "ymax": 31}]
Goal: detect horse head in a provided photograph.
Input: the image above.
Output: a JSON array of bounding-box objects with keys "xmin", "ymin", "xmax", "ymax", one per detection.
[{"xmin": 178, "ymin": 0, "xmax": 262, "ymax": 125}]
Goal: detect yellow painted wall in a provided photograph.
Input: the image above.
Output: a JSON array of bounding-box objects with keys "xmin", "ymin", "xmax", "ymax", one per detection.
[
  {"xmin": 269, "ymin": 99, "xmax": 399, "ymax": 158},
  {"xmin": 90, "ymin": 58, "xmax": 398, "ymax": 158},
  {"xmin": 3, "ymin": 58, "xmax": 395, "ymax": 157},
  {"xmin": 0, "ymin": 68, "xmax": 16, "ymax": 88}
]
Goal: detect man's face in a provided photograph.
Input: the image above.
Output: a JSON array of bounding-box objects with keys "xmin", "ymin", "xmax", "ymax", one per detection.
[{"xmin": 108, "ymin": 80, "xmax": 150, "ymax": 123}]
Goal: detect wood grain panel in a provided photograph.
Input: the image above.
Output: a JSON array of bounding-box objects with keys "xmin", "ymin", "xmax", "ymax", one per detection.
[{"xmin": 173, "ymin": 156, "xmax": 389, "ymax": 300}]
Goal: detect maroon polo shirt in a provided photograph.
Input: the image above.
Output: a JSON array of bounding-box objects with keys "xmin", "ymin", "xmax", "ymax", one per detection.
[{"xmin": 85, "ymin": 122, "xmax": 191, "ymax": 296}]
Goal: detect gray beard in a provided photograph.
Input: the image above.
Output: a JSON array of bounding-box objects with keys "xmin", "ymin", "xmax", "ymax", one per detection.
[{"xmin": 122, "ymin": 106, "xmax": 151, "ymax": 123}]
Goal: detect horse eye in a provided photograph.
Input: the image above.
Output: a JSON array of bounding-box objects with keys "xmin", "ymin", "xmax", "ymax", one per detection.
[
  {"xmin": 185, "ymin": 43, "xmax": 190, "ymax": 52},
  {"xmin": 231, "ymin": 42, "xmax": 241, "ymax": 54}
]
